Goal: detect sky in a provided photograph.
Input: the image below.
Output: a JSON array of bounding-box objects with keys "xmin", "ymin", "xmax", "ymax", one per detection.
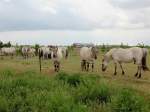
[{"xmin": 0, "ymin": 0, "xmax": 150, "ymax": 45}]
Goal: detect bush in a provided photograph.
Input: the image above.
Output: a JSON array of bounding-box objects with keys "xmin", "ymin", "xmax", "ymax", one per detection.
[
  {"xmin": 75, "ymin": 82, "xmax": 111, "ymax": 105},
  {"xmin": 56, "ymin": 72, "xmax": 83, "ymax": 87},
  {"xmin": 111, "ymin": 89, "xmax": 147, "ymax": 112}
]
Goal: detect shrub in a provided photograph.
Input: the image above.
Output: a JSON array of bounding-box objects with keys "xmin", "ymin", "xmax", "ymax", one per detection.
[
  {"xmin": 56, "ymin": 72, "xmax": 83, "ymax": 87},
  {"xmin": 111, "ymin": 89, "xmax": 147, "ymax": 112},
  {"xmin": 75, "ymin": 82, "xmax": 111, "ymax": 105}
]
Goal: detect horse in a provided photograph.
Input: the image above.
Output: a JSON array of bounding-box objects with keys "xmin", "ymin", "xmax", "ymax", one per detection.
[
  {"xmin": 102, "ymin": 47, "xmax": 149, "ymax": 78},
  {"xmin": 39, "ymin": 46, "xmax": 68, "ymax": 72},
  {"xmin": 28, "ymin": 48, "xmax": 36, "ymax": 58},
  {"xmin": 0, "ymin": 47, "xmax": 16, "ymax": 58},
  {"xmin": 80, "ymin": 46, "xmax": 98, "ymax": 72},
  {"xmin": 39, "ymin": 47, "xmax": 52, "ymax": 60},
  {"xmin": 51, "ymin": 46, "xmax": 69, "ymax": 72},
  {"xmin": 22, "ymin": 46, "xmax": 31, "ymax": 59},
  {"xmin": 59, "ymin": 46, "xmax": 69, "ymax": 59}
]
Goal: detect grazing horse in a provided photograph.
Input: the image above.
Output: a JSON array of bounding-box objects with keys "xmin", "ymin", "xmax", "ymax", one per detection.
[
  {"xmin": 102, "ymin": 47, "xmax": 149, "ymax": 78},
  {"xmin": 22, "ymin": 46, "xmax": 31, "ymax": 59},
  {"xmin": 51, "ymin": 47, "xmax": 68, "ymax": 72},
  {"xmin": 80, "ymin": 47, "xmax": 97, "ymax": 72},
  {"xmin": 59, "ymin": 46, "xmax": 69, "ymax": 59},
  {"xmin": 0, "ymin": 47, "xmax": 16, "ymax": 58},
  {"xmin": 39, "ymin": 46, "xmax": 68, "ymax": 72}
]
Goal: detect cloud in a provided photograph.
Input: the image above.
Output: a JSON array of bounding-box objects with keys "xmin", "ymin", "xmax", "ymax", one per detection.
[
  {"xmin": 110, "ymin": 0, "xmax": 150, "ymax": 9},
  {"xmin": 0, "ymin": 0, "xmax": 150, "ymax": 31}
]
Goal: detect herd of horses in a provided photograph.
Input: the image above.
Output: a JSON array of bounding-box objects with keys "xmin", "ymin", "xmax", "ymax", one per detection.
[
  {"xmin": 0, "ymin": 46, "xmax": 149, "ymax": 78},
  {"xmin": 39, "ymin": 46, "xmax": 149, "ymax": 78}
]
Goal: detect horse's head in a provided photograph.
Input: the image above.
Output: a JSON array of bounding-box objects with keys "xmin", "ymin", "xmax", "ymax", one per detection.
[
  {"xmin": 91, "ymin": 47, "xmax": 98, "ymax": 59},
  {"xmin": 54, "ymin": 60, "xmax": 60, "ymax": 72},
  {"xmin": 102, "ymin": 55, "xmax": 109, "ymax": 72}
]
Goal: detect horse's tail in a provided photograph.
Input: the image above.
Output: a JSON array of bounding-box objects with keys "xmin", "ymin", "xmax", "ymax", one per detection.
[
  {"xmin": 39, "ymin": 49, "xmax": 43, "ymax": 72},
  {"xmin": 142, "ymin": 48, "xmax": 149, "ymax": 71}
]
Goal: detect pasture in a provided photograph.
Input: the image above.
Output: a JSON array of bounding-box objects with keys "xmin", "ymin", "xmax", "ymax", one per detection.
[{"xmin": 0, "ymin": 48, "xmax": 150, "ymax": 112}]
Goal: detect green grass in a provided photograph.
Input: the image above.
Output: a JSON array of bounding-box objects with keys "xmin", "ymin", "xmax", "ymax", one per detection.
[
  {"xmin": 0, "ymin": 69, "xmax": 149, "ymax": 112},
  {"xmin": 0, "ymin": 49, "xmax": 150, "ymax": 111}
]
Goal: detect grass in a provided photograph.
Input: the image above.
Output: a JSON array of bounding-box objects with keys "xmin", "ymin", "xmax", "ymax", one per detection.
[
  {"xmin": 0, "ymin": 70, "xmax": 149, "ymax": 112},
  {"xmin": 0, "ymin": 49, "xmax": 150, "ymax": 111}
]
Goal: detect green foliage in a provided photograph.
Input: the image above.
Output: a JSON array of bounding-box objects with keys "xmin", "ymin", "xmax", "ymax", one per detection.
[
  {"xmin": 75, "ymin": 82, "xmax": 111, "ymax": 105},
  {"xmin": 34, "ymin": 44, "xmax": 40, "ymax": 56},
  {"xmin": 111, "ymin": 88, "xmax": 148, "ymax": 112},
  {"xmin": 0, "ymin": 41, "xmax": 3, "ymax": 48},
  {"xmin": 0, "ymin": 69, "xmax": 149, "ymax": 112},
  {"xmin": 56, "ymin": 72, "xmax": 83, "ymax": 87},
  {"xmin": 0, "ymin": 96, "xmax": 8, "ymax": 112}
]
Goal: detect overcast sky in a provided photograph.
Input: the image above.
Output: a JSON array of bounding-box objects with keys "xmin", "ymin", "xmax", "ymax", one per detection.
[{"xmin": 0, "ymin": 0, "xmax": 150, "ymax": 45}]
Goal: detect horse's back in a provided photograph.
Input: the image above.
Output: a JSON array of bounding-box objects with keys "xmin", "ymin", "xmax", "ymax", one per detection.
[
  {"xmin": 80, "ymin": 47, "xmax": 91, "ymax": 60},
  {"xmin": 112, "ymin": 47, "xmax": 143, "ymax": 63}
]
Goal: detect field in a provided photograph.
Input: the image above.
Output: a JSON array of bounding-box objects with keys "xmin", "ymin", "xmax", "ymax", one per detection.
[{"xmin": 0, "ymin": 49, "xmax": 150, "ymax": 112}]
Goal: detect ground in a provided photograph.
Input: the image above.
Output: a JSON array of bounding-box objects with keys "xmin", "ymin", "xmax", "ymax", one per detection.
[{"xmin": 0, "ymin": 49, "xmax": 150, "ymax": 97}]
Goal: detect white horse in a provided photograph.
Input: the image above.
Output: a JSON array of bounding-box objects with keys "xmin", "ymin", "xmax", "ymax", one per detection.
[
  {"xmin": 102, "ymin": 47, "xmax": 149, "ymax": 78},
  {"xmin": 80, "ymin": 47, "xmax": 98, "ymax": 72},
  {"xmin": 59, "ymin": 46, "xmax": 69, "ymax": 59},
  {"xmin": 0, "ymin": 47, "xmax": 16, "ymax": 58},
  {"xmin": 39, "ymin": 47, "xmax": 51, "ymax": 59},
  {"xmin": 39, "ymin": 46, "xmax": 68, "ymax": 72},
  {"xmin": 22, "ymin": 46, "xmax": 31, "ymax": 59},
  {"xmin": 51, "ymin": 47, "xmax": 69, "ymax": 72}
]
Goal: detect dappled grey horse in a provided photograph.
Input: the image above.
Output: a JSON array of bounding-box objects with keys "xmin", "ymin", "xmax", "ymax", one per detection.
[
  {"xmin": 80, "ymin": 46, "xmax": 98, "ymax": 72},
  {"xmin": 39, "ymin": 46, "xmax": 68, "ymax": 72},
  {"xmin": 102, "ymin": 47, "xmax": 149, "ymax": 78}
]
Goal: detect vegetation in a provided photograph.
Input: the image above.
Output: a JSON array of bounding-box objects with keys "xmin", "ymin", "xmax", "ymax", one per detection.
[
  {"xmin": 0, "ymin": 41, "xmax": 12, "ymax": 48},
  {"xmin": 0, "ymin": 69, "xmax": 149, "ymax": 112}
]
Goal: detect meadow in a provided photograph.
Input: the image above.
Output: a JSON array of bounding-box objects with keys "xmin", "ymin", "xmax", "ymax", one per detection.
[{"xmin": 0, "ymin": 48, "xmax": 150, "ymax": 112}]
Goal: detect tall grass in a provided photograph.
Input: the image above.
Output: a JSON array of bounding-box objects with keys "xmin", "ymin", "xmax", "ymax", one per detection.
[{"xmin": 0, "ymin": 69, "xmax": 149, "ymax": 112}]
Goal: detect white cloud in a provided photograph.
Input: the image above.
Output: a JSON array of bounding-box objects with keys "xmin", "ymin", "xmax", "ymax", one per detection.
[
  {"xmin": 0, "ymin": 0, "xmax": 150, "ymax": 31},
  {"xmin": 0, "ymin": 0, "xmax": 150, "ymax": 45}
]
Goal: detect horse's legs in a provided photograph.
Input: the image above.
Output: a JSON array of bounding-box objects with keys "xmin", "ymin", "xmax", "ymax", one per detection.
[
  {"xmin": 86, "ymin": 62, "xmax": 89, "ymax": 71},
  {"xmin": 135, "ymin": 66, "xmax": 139, "ymax": 77},
  {"xmin": 133, "ymin": 58, "xmax": 136, "ymax": 64},
  {"xmin": 92, "ymin": 63, "xmax": 94, "ymax": 72},
  {"xmin": 138, "ymin": 65, "xmax": 142, "ymax": 78},
  {"xmin": 58, "ymin": 62, "xmax": 60, "ymax": 72},
  {"xmin": 114, "ymin": 63, "xmax": 117, "ymax": 75},
  {"xmin": 119, "ymin": 63, "xmax": 125, "ymax": 75}
]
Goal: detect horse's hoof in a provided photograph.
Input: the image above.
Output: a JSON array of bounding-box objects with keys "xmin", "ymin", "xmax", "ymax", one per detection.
[
  {"xmin": 134, "ymin": 73, "xmax": 138, "ymax": 77},
  {"xmin": 122, "ymin": 71, "xmax": 125, "ymax": 75},
  {"xmin": 114, "ymin": 72, "xmax": 117, "ymax": 75},
  {"xmin": 138, "ymin": 74, "xmax": 141, "ymax": 78}
]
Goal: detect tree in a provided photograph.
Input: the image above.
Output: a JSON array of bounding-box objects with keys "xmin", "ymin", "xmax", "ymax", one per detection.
[
  {"xmin": 35, "ymin": 44, "xmax": 40, "ymax": 56},
  {"xmin": 0, "ymin": 41, "xmax": 3, "ymax": 48}
]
